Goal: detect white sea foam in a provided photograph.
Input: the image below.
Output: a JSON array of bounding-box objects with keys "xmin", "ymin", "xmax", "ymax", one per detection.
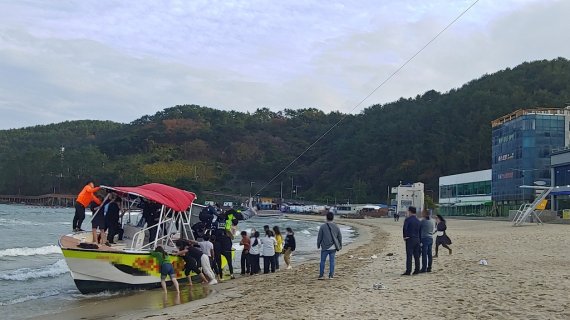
[
  {"xmin": 70, "ymin": 290, "xmax": 126, "ymax": 300},
  {"xmin": 0, "ymin": 289, "xmax": 61, "ymax": 306},
  {"xmin": 300, "ymin": 229, "xmax": 311, "ymax": 235},
  {"xmin": 0, "ymin": 259, "xmax": 69, "ymax": 281},
  {"xmin": 0, "ymin": 245, "xmax": 61, "ymax": 258},
  {"xmin": 0, "ymin": 218, "xmax": 42, "ymax": 226}
]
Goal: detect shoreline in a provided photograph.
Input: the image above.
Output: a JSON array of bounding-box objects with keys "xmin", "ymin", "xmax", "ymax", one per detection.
[
  {"xmin": 34, "ymin": 217, "xmax": 570, "ymax": 320},
  {"xmin": 116, "ymin": 215, "xmax": 368, "ymax": 320},
  {"xmin": 119, "ymin": 215, "xmax": 379, "ymax": 320},
  {"xmin": 35, "ymin": 215, "xmax": 368, "ymax": 320}
]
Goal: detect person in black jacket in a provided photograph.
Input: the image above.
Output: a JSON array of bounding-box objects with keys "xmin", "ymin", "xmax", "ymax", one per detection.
[
  {"xmin": 402, "ymin": 206, "xmax": 421, "ymax": 276},
  {"xmin": 283, "ymin": 227, "xmax": 296, "ymax": 270},
  {"xmin": 215, "ymin": 232, "xmax": 235, "ymax": 280},
  {"xmin": 105, "ymin": 195, "xmax": 123, "ymax": 244},
  {"xmin": 174, "ymin": 240, "xmax": 211, "ymax": 285}
]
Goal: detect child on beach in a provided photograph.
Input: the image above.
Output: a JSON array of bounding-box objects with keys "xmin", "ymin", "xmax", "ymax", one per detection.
[
  {"xmin": 150, "ymin": 246, "xmax": 180, "ymax": 293},
  {"xmin": 434, "ymin": 214, "xmax": 453, "ymax": 257},
  {"xmin": 283, "ymin": 227, "xmax": 296, "ymax": 270},
  {"xmin": 249, "ymin": 231, "xmax": 261, "ymax": 275},
  {"xmin": 261, "ymin": 230, "xmax": 277, "ymax": 274},
  {"xmin": 240, "ymin": 231, "xmax": 251, "ymax": 275},
  {"xmin": 273, "ymin": 226, "xmax": 283, "ymax": 270}
]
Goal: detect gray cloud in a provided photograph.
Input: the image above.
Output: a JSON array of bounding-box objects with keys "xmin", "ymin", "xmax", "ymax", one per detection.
[{"xmin": 0, "ymin": 0, "xmax": 567, "ymax": 129}]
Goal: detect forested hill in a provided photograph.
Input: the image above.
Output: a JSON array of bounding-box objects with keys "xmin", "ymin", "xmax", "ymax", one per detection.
[{"xmin": 1, "ymin": 58, "xmax": 570, "ymax": 203}]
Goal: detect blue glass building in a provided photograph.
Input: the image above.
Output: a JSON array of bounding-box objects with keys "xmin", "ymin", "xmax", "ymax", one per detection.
[
  {"xmin": 491, "ymin": 109, "xmax": 569, "ymax": 211},
  {"xmin": 550, "ymin": 149, "xmax": 570, "ymax": 212}
]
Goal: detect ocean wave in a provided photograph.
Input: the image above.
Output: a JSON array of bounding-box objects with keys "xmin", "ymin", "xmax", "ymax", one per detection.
[
  {"xmin": 0, "ymin": 259, "xmax": 69, "ymax": 281},
  {"xmin": 0, "ymin": 289, "xmax": 61, "ymax": 306},
  {"xmin": 0, "ymin": 245, "xmax": 61, "ymax": 258},
  {"xmin": 65, "ymin": 289, "xmax": 137, "ymax": 302},
  {"xmin": 72, "ymin": 290, "xmax": 125, "ymax": 299},
  {"xmin": 300, "ymin": 229, "xmax": 311, "ymax": 235},
  {"xmin": 0, "ymin": 218, "xmax": 43, "ymax": 226}
]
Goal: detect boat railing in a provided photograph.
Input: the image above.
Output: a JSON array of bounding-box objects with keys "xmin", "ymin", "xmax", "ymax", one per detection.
[
  {"xmin": 129, "ymin": 217, "xmax": 174, "ymax": 251},
  {"xmin": 129, "ymin": 206, "xmax": 194, "ymax": 251}
]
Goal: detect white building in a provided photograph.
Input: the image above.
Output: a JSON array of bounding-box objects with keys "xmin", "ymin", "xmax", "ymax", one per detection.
[
  {"xmin": 392, "ymin": 183, "xmax": 425, "ymax": 216},
  {"xmin": 438, "ymin": 169, "xmax": 492, "ymax": 216}
]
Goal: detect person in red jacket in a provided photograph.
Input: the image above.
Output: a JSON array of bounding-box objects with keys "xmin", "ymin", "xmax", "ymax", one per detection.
[{"xmin": 73, "ymin": 180, "xmax": 101, "ymax": 232}]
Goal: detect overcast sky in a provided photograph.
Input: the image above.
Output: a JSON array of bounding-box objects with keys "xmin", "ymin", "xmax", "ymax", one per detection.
[{"xmin": 0, "ymin": 0, "xmax": 568, "ymax": 129}]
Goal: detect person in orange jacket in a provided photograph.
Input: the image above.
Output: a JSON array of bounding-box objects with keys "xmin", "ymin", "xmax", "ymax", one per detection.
[{"xmin": 73, "ymin": 180, "xmax": 101, "ymax": 232}]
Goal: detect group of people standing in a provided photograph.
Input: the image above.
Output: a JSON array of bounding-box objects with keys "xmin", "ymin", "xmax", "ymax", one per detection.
[
  {"xmin": 150, "ymin": 225, "xmax": 298, "ymax": 293},
  {"xmin": 240, "ymin": 225, "xmax": 297, "ymax": 275},
  {"xmin": 402, "ymin": 206, "xmax": 453, "ymax": 275}
]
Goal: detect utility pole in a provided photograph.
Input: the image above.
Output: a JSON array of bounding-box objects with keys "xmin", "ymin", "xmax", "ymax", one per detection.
[
  {"xmin": 280, "ymin": 181, "xmax": 283, "ymax": 203},
  {"xmin": 249, "ymin": 181, "xmax": 255, "ymax": 199},
  {"xmin": 291, "ymin": 176, "xmax": 294, "ymax": 200},
  {"xmin": 59, "ymin": 146, "xmax": 65, "ymax": 194}
]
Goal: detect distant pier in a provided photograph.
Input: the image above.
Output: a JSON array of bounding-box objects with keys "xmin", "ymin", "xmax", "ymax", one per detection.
[{"xmin": 0, "ymin": 194, "xmax": 76, "ymax": 207}]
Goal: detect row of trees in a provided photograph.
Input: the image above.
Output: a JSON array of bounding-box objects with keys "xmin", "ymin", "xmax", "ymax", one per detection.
[{"xmin": 1, "ymin": 58, "xmax": 570, "ymax": 202}]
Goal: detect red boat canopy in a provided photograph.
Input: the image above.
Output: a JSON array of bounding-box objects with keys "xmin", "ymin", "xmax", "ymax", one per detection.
[{"xmin": 104, "ymin": 183, "xmax": 196, "ymax": 211}]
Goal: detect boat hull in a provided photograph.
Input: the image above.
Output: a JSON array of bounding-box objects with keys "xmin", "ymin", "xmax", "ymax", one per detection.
[
  {"xmin": 61, "ymin": 247, "xmax": 229, "ymax": 294},
  {"xmin": 74, "ymin": 279, "xmax": 164, "ymax": 294}
]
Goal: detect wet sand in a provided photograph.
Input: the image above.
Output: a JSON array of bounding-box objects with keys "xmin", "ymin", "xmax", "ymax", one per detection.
[
  {"xmin": 45, "ymin": 217, "xmax": 570, "ymax": 320},
  {"xmin": 34, "ymin": 284, "xmax": 211, "ymax": 320}
]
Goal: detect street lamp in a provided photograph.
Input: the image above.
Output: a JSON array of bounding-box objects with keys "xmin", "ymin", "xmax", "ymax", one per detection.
[
  {"xmin": 59, "ymin": 146, "xmax": 65, "ymax": 194},
  {"xmin": 346, "ymin": 187, "xmax": 353, "ymax": 204}
]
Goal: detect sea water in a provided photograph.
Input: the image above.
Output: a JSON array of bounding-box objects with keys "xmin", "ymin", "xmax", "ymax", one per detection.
[{"xmin": 0, "ymin": 204, "xmax": 354, "ymax": 320}]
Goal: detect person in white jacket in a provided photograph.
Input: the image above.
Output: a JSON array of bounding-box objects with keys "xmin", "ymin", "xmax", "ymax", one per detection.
[
  {"xmin": 249, "ymin": 231, "xmax": 261, "ymax": 275},
  {"xmin": 261, "ymin": 230, "xmax": 277, "ymax": 274}
]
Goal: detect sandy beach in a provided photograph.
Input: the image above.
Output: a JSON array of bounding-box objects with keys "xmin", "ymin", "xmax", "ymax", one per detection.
[{"xmin": 45, "ymin": 217, "xmax": 570, "ymax": 320}]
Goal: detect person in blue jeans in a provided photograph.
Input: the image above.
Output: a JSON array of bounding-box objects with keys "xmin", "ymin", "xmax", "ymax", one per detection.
[
  {"xmin": 402, "ymin": 206, "xmax": 421, "ymax": 275},
  {"xmin": 317, "ymin": 212, "xmax": 342, "ymax": 280},
  {"xmin": 150, "ymin": 246, "xmax": 180, "ymax": 293},
  {"xmin": 419, "ymin": 210, "xmax": 435, "ymax": 273}
]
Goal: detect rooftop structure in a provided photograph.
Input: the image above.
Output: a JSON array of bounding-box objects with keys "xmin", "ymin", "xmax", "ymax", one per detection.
[{"xmin": 491, "ymin": 107, "xmax": 570, "ymax": 128}]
